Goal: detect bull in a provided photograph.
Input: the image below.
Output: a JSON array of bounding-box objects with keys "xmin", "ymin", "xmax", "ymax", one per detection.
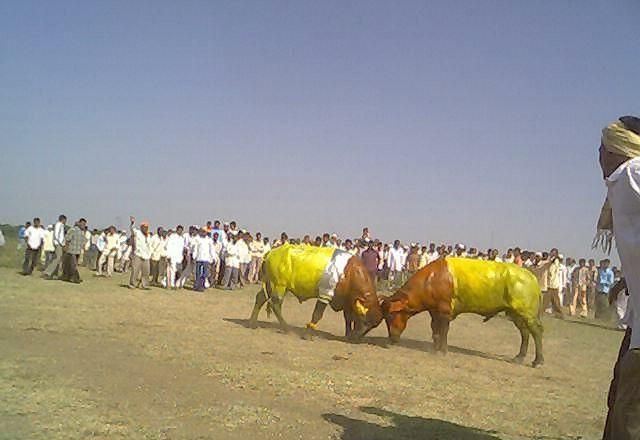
[
  {"xmin": 381, "ymin": 257, "xmax": 544, "ymax": 367},
  {"xmin": 249, "ymin": 243, "xmax": 383, "ymax": 340}
]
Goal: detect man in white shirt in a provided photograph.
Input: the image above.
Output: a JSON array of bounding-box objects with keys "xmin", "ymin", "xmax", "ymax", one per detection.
[
  {"xmin": 564, "ymin": 257, "xmax": 578, "ymax": 307},
  {"xmin": 149, "ymin": 227, "xmax": 166, "ymax": 286},
  {"xmin": 248, "ymin": 232, "xmax": 265, "ymax": 284},
  {"xmin": 97, "ymin": 226, "xmax": 119, "ymax": 277},
  {"xmin": 221, "ymin": 234, "xmax": 240, "ymax": 290},
  {"xmin": 425, "ymin": 243, "xmax": 439, "ymax": 265},
  {"xmin": 177, "ymin": 226, "xmax": 197, "ymax": 289},
  {"xmin": 42, "ymin": 225, "xmax": 55, "ymax": 268},
  {"xmin": 79, "ymin": 228, "xmax": 92, "ymax": 266},
  {"xmin": 128, "ymin": 217, "xmax": 151, "ymax": 289},
  {"xmin": 193, "ymin": 228, "xmax": 217, "ymax": 292},
  {"xmin": 599, "ymin": 116, "xmax": 640, "ymax": 439},
  {"xmin": 164, "ymin": 226, "xmax": 185, "ymax": 289},
  {"xmin": 236, "ymin": 233, "xmax": 251, "ymax": 286},
  {"xmin": 43, "ymin": 214, "xmax": 67, "ymax": 278},
  {"xmin": 503, "ymin": 248, "xmax": 515, "ymax": 264},
  {"xmin": 209, "ymin": 232, "xmax": 223, "ymax": 286},
  {"xmin": 387, "ymin": 240, "xmax": 405, "ymax": 289},
  {"xmin": 22, "ymin": 217, "xmax": 46, "ymax": 275}
]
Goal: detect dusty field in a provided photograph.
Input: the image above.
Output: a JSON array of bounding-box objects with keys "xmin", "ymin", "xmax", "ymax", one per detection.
[{"xmin": 0, "ymin": 266, "xmax": 622, "ymax": 440}]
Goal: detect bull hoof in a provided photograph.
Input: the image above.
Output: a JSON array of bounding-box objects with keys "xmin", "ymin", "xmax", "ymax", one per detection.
[
  {"xmin": 532, "ymin": 358, "xmax": 544, "ymax": 368},
  {"xmin": 512, "ymin": 355, "xmax": 525, "ymax": 365},
  {"xmin": 248, "ymin": 320, "xmax": 258, "ymax": 329}
]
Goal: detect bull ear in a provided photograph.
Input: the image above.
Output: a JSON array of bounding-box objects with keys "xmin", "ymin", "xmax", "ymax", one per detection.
[{"xmin": 354, "ymin": 298, "xmax": 369, "ymax": 316}]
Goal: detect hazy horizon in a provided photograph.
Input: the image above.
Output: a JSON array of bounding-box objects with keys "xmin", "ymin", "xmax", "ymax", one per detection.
[{"xmin": 2, "ymin": 1, "xmax": 639, "ymax": 259}]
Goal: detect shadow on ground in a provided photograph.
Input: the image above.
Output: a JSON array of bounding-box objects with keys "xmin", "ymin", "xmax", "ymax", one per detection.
[
  {"xmin": 225, "ymin": 318, "xmax": 521, "ymax": 365},
  {"xmin": 323, "ymin": 406, "xmax": 502, "ymax": 440},
  {"xmin": 561, "ymin": 316, "xmax": 623, "ymax": 332}
]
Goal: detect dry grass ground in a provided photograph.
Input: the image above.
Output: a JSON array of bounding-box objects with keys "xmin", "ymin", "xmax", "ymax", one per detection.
[{"xmin": 0, "ymin": 262, "xmax": 622, "ymax": 440}]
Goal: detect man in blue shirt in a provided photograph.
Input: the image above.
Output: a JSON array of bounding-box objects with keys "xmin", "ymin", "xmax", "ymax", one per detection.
[
  {"xmin": 595, "ymin": 259, "xmax": 615, "ymax": 320},
  {"xmin": 17, "ymin": 221, "xmax": 29, "ymax": 250}
]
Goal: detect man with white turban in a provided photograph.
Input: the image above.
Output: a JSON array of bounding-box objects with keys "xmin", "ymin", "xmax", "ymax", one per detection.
[{"xmin": 599, "ymin": 116, "xmax": 640, "ymax": 440}]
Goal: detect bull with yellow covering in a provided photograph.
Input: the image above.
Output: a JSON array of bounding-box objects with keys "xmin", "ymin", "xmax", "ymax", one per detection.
[
  {"xmin": 381, "ymin": 257, "xmax": 544, "ymax": 367},
  {"xmin": 249, "ymin": 244, "xmax": 383, "ymax": 340}
]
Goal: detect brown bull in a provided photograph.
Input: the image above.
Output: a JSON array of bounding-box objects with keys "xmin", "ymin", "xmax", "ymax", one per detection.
[
  {"xmin": 249, "ymin": 244, "xmax": 383, "ymax": 340},
  {"xmin": 382, "ymin": 257, "xmax": 544, "ymax": 367}
]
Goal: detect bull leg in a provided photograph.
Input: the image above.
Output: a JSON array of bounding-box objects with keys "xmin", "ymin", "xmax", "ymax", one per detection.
[
  {"xmin": 429, "ymin": 311, "xmax": 442, "ymax": 353},
  {"xmin": 344, "ymin": 310, "xmax": 354, "ymax": 339},
  {"xmin": 249, "ymin": 288, "xmax": 268, "ymax": 328},
  {"xmin": 302, "ymin": 300, "xmax": 328, "ymax": 340},
  {"xmin": 526, "ymin": 319, "xmax": 544, "ymax": 368},
  {"xmin": 270, "ymin": 296, "xmax": 289, "ymax": 332},
  {"xmin": 308, "ymin": 301, "xmax": 328, "ymax": 328},
  {"xmin": 509, "ymin": 314, "xmax": 530, "ymax": 364},
  {"xmin": 439, "ymin": 317, "xmax": 450, "ymax": 355}
]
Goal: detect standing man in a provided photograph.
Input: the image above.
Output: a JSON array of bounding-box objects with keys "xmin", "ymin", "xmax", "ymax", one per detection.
[
  {"xmin": 361, "ymin": 240, "xmax": 380, "ymax": 282},
  {"xmin": 44, "ymin": 215, "xmax": 67, "ymax": 279},
  {"xmin": 129, "ymin": 217, "xmax": 151, "ymax": 289},
  {"xmin": 192, "ymin": 227, "xmax": 216, "ymax": 291},
  {"xmin": 210, "ymin": 232, "xmax": 222, "ymax": 286},
  {"xmin": 149, "ymin": 227, "xmax": 165, "ymax": 286},
  {"xmin": 388, "ymin": 240, "xmax": 405, "ymax": 289},
  {"xmin": 17, "ymin": 221, "xmax": 29, "ymax": 251},
  {"xmin": 572, "ymin": 259, "xmax": 589, "ymax": 318},
  {"xmin": 22, "ymin": 217, "xmax": 46, "ymax": 275},
  {"xmin": 595, "ymin": 259, "xmax": 615, "ymax": 320},
  {"xmin": 165, "ymin": 226, "xmax": 185, "ymax": 289},
  {"xmin": 545, "ymin": 250, "xmax": 566, "ymax": 318},
  {"xmin": 565, "ymin": 257, "xmax": 578, "ymax": 307},
  {"xmin": 42, "ymin": 225, "xmax": 55, "ymax": 269},
  {"xmin": 97, "ymin": 226, "xmax": 119, "ymax": 277},
  {"xmin": 598, "ymin": 116, "xmax": 640, "ymax": 440},
  {"xmin": 236, "ymin": 233, "xmax": 250, "ymax": 286},
  {"xmin": 221, "ymin": 234, "xmax": 240, "ymax": 290},
  {"xmin": 61, "ymin": 218, "xmax": 88, "ymax": 283},
  {"xmin": 248, "ymin": 232, "xmax": 265, "ymax": 284}
]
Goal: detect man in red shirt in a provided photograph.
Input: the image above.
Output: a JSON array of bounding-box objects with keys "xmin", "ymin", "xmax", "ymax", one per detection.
[{"xmin": 361, "ymin": 241, "xmax": 380, "ymax": 282}]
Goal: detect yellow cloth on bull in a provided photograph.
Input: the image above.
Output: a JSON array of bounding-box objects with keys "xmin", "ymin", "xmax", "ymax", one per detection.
[
  {"xmin": 263, "ymin": 244, "xmax": 351, "ymax": 303},
  {"xmin": 602, "ymin": 121, "xmax": 640, "ymax": 158},
  {"xmin": 445, "ymin": 257, "xmax": 540, "ymax": 322}
]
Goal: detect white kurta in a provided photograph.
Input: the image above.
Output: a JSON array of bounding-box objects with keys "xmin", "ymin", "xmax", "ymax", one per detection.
[
  {"xmin": 607, "ymin": 157, "xmax": 640, "ymax": 349},
  {"xmin": 165, "ymin": 233, "xmax": 185, "ymax": 264}
]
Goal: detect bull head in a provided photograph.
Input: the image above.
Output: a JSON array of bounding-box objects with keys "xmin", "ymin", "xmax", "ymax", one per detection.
[{"xmin": 380, "ymin": 295, "xmax": 409, "ymax": 343}]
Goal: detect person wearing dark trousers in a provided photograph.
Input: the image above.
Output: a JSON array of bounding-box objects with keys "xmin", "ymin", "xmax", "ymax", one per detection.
[
  {"xmin": 43, "ymin": 215, "xmax": 67, "ymax": 279},
  {"xmin": 22, "ymin": 217, "xmax": 45, "ymax": 275},
  {"xmin": 61, "ymin": 218, "xmax": 88, "ymax": 283},
  {"xmin": 598, "ymin": 116, "xmax": 640, "ymax": 440}
]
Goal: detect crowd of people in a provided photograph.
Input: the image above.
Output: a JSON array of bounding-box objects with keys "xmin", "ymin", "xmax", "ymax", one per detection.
[{"xmin": 13, "ymin": 217, "xmax": 625, "ymax": 327}]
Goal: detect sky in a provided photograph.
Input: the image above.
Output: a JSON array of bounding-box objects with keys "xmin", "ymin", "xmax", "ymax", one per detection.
[{"xmin": 1, "ymin": 0, "xmax": 639, "ymax": 258}]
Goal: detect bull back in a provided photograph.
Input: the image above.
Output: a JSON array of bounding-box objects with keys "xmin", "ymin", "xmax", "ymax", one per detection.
[
  {"xmin": 445, "ymin": 257, "xmax": 541, "ymax": 320},
  {"xmin": 262, "ymin": 244, "xmax": 337, "ymax": 300}
]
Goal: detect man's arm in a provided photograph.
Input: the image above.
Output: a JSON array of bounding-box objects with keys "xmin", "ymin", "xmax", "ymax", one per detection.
[{"xmin": 129, "ymin": 216, "xmax": 136, "ymax": 252}]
